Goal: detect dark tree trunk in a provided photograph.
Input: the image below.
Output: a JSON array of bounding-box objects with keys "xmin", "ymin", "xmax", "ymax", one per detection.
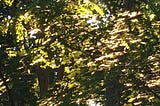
[
  {"xmin": 36, "ymin": 66, "xmax": 49, "ymax": 96},
  {"xmin": 56, "ymin": 65, "xmax": 65, "ymax": 80},
  {"xmin": 105, "ymin": 52, "xmax": 126, "ymax": 106},
  {"xmin": 105, "ymin": 74, "xmax": 121, "ymax": 106}
]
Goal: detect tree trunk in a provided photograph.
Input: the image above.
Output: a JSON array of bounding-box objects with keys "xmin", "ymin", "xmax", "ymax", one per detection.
[
  {"xmin": 36, "ymin": 66, "xmax": 49, "ymax": 96},
  {"xmin": 105, "ymin": 53, "xmax": 126, "ymax": 106},
  {"xmin": 56, "ymin": 65, "xmax": 65, "ymax": 80},
  {"xmin": 105, "ymin": 74, "xmax": 121, "ymax": 106}
]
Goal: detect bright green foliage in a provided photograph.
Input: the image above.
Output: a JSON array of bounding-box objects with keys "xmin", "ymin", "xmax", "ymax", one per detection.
[{"xmin": 0, "ymin": 0, "xmax": 160, "ymax": 106}]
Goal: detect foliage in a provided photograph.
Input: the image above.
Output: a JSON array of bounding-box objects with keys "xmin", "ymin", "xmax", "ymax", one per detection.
[{"xmin": 0, "ymin": 0, "xmax": 160, "ymax": 106}]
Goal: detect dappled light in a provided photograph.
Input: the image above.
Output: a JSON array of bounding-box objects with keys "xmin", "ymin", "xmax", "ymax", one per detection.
[{"xmin": 0, "ymin": 0, "xmax": 160, "ymax": 106}]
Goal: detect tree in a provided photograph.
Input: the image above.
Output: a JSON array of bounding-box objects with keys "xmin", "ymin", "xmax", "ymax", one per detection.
[{"xmin": 0, "ymin": 0, "xmax": 159, "ymax": 106}]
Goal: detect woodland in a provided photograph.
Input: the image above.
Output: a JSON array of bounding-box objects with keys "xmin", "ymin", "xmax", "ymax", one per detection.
[{"xmin": 0, "ymin": 0, "xmax": 160, "ymax": 106}]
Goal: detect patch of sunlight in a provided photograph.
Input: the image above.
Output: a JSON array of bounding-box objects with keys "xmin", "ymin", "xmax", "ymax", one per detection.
[
  {"xmin": 87, "ymin": 99, "xmax": 101, "ymax": 106},
  {"xmin": 4, "ymin": 0, "xmax": 14, "ymax": 6}
]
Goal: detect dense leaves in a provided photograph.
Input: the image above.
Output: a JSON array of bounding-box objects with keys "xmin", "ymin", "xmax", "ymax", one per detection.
[{"xmin": 0, "ymin": 0, "xmax": 160, "ymax": 106}]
